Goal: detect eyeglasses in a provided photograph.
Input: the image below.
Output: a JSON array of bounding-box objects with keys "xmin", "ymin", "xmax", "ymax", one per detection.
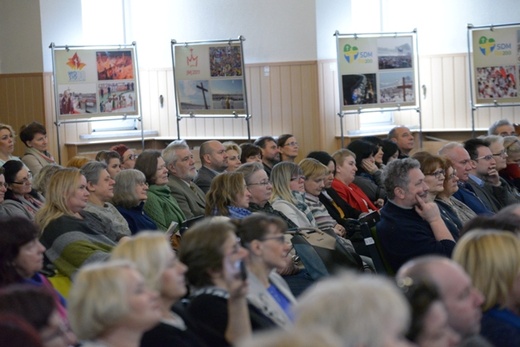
[
  {"xmin": 475, "ymin": 154, "xmax": 494, "ymax": 161},
  {"xmin": 247, "ymin": 180, "xmax": 271, "ymax": 187},
  {"xmin": 492, "ymin": 150, "xmax": 507, "ymax": 158},
  {"xmin": 124, "ymin": 154, "xmax": 138, "ymax": 162},
  {"xmin": 425, "ymin": 169, "xmax": 445, "ymax": 178},
  {"xmin": 259, "ymin": 234, "xmax": 286, "ymax": 244},
  {"xmin": 290, "ymin": 175, "xmax": 306, "ymax": 181},
  {"xmin": 138, "ymin": 181, "xmax": 149, "ymax": 187},
  {"xmin": 11, "ymin": 173, "xmax": 32, "ymax": 185},
  {"xmin": 283, "ymin": 141, "xmax": 298, "ymax": 147}
]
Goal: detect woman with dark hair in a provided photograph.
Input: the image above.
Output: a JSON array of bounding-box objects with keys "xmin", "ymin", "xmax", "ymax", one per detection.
[
  {"xmin": 277, "ymin": 134, "xmax": 299, "ymax": 162},
  {"xmin": 179, "ymin": 217, "xmax": 276, "ymax": 346},
  {"xmin": 3, "ymin": 160, "xmax": 45, "ymax": 219},
  {"xmin": 113, "ymin": 169, "xmax": 157, "ymax": 234},
  {"xmin": 0, "ymin": 167, "xmax": 32, "ymax": 219},
  {"xmin": 206, "ymin": 171, "xmax": 252, "ymax": 219},
  {"xmin": 381, "ymin": 139, "xmax": 400, "ymax": 165},
  {"xmin": 0, "ymin": 313, "xmax": 44, "ymax": 347},
  {"xmin": 0, "ymin": 285, "xmax": 76, "ymax": 347},
  {"xmin": 0, "ymin": 217, "xmax": 67, "ymax": 321},
  {"xmin": 134, "ymin": 150, "xmax": 186, "ymax": 231},
  {"xmin": 95, "ymin": 150, "xmax": 122, "ymax": 178},
  {"xmin": 362, "ymin": 136, "xmax": 385, "ymax": 168},
  {"xmin": 111, "ymin": 143, "xmax": 137, "ymax": 170},
  {"xmin": 240, "ymin": 143, "xmax": 262, "ymax": 164},
  {"xmin": 398, "ymin": 278, "xmax": 460, "ymax": 346},
  {"xmin": 19, "ymin": 122, "xmax": 56, "ymax": 178},
  {"xmin": 346, "ymin": 139, "xmax": 386, "ymax": 207}
]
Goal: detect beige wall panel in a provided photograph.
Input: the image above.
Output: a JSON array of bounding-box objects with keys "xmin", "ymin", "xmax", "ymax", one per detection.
[{"xmin": 440, "ymin": 57, "xmax": 455, "ymax": 128}]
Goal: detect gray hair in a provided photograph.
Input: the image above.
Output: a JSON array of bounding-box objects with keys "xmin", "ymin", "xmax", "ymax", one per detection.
[
  {"xmin": 81, "ymin": 161, "xmax": 107, "ymax": 185},
  {"xmin": 488, "ymin": 119, "xmax": 513, "ymax": 135},
  {"xmin": 481, "ymin": 134, "xmax": 504, "ymax": 146},
  {"xmin": 437, "ymin": 141, "xmax": 464, "ymax": 156},
  {"xmin": 112, "ymin": 169, "xmax": 146, "ymax": 208},
  {"xmin": 235, "ymin": 162, "xmax": 264, "ymax": 184},
  {"xmin": 382, "ymin": 158, "xmax": 420, "ymax": 200},
  {"xmin": 162, "ymin": 139, "xmax": 189, "ymax": 166}
]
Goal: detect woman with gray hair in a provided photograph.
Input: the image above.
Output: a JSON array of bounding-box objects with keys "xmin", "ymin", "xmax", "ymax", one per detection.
[
  {"xmin": 112, "ymin": 169, "xmax": 157, "ymax": 234},
  {"xmin": 500, "ymin": 135, "xmax": 520, "ymax": 190},
  {"xmin": 81, "ymin": 161, "xmax": 131, "ymax": 237}
]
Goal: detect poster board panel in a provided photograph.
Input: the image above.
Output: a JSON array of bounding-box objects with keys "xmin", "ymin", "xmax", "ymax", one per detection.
[
  {"xmin": 471, "ymin": 26, "xmax": 520, "ymax": 105},
  {"xmin": 336, "ymin": 34, "xmax": 417, "ymax": 111},
  {"xmin": 173, "ymin": 42, "xmax": 246, "ymax": 115},
  {"xmin": 53, "ymin": 46, "xmax": 138, "ymax": 119}
]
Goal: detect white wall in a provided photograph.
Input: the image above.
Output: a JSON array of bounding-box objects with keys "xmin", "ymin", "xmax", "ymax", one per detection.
[{"xmin": 0, "ymin": 0, "xmax": 43, "ymax": 73}]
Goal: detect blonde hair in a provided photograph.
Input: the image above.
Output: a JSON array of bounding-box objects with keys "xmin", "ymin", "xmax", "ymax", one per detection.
[
  {"xmin": 453, "ymin": 229, "xmax": 520, "ymax": 311},
  {"xmin": 295, "ymin": 271, "xmax": 410, "ymax": 347},
  {"xmin": 299, "ymin": 158, "xmax": 328, "ymax": 180},
  {"xmin": 270, "ymin": 161, "xmax": 303, "ymax": 205},
  {"xmin": 331, "ymin": 148, "xmax": 356, "ymax": 168},
  {"xmin": 0, "ymin": 123, "xmax": 15, "ymax": 136},
  {"xmin": 68, "ymin": 260, "xmax": 137, "ymax": 340},
  {"xmin": 35, "ymin": 168, "xmax": 83, "ymax": 231},
  {"xmin": 111, "ymin": 231, "xmax": 173, "ymax": 292},
  {"xmin": 66, "ymin": 155, "xmax": 91, "ymax": 169}
]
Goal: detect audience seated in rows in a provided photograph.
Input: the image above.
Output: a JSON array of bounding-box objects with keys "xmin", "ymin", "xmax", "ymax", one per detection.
[
  {"xmin": 162, "ymin": 139, "xmax": 206, "ymax": 219},
  {"xmin": 95, "ymin": 150, "xmax": 122, "ymax": 179},
  {"xmin": 135, "ymin": 150, "xmax": 185, "ymax": 231},
  {"xmin": 110, "ymin": 143, "xmax": 137, "ymax": 170},
  {"xmin": 112, "ymin": 169, "xmax": 157, "ymax": 234}
]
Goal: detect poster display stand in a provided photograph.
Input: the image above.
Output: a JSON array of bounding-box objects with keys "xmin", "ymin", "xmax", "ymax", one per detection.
[
  {"xmin": 171, "ymin": 36, "xmax": 251, "ymax": 140},
  {"xmin": 334, "ymin": 30, "xmax": 421, "ymax": 147},
  {"xmin": 50, "ymin": 42, "xmax": 143, "ymax": 163},
  {"xmin": 467, "ymin": 22, "xmax": 520, "ymax": 135}
]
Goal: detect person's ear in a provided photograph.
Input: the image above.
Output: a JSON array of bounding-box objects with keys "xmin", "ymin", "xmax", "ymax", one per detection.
[
  {"xmin": 394, "ymin": 186, "xmax": 405, "ymax": 199},
  {"xmin": 87, "ymin": 181, "xmax": 96, "ymax": 192}
]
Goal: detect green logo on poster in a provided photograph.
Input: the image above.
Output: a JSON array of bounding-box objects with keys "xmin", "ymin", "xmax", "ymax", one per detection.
[
  {"xmin": 344, "ymin": 44, "xmax": 359, "ymax": 63},
  {"xmin": 478, "ymin": 36, "xmax": 496, "ymax": 55}
]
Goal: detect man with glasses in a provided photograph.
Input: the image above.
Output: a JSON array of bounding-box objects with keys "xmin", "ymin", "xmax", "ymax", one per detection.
[
  {"xmin": 194, "ymin": 140, "xmax": 229, "ymax": 194},
  {"xmin": 438, "ymin": 142, "xmax": 495, "ymax": 215},
  {"xmin": 162, "ymin": 139, "xmax": 206, "ymax": 219}
]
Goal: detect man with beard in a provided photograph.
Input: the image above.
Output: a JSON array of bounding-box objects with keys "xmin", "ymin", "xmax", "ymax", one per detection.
[
  {"xmin": 376, "ymin": 158, "xmax": 456, "ymax": 273},
  {"xmin": 254, "ymin": 136, "xmax": 280, "ymax": 178},
  {"xmin": 163, "ymin": 140, "xmax": 206, "ymax": 219}
]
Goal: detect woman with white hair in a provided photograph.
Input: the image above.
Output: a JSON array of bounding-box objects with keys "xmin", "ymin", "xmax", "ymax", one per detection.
[
  {"xmin": 294, "ymin": 271, "xmax": 413, "ymax": 347},
  {"xmin": 68, "ymin": 260, "xmax": 161, "ymax": 347}
]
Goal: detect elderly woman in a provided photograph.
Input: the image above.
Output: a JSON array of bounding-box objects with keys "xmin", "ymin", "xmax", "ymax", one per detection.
[
  {"xmin": 294, "ymin": 271, "xmax": 412, "ymax": 347},
  {"xmin": 0, "ymin": 285, "xmax": 77, "ymax": 347},
  {"xmin": 237, "ymin": 214, "xmax": 296, "ymax": 328},
  {"xmin": 111, "ymin": 231, "xmax": 207, "ymax": 347},
  {"xmin": 111, "ymin": 143, "xmax": 137, "ymax": 170},
  {"xmin": 347, "ymin": 139, "xmax": 386, "ymax": 207},
  {"xmin": 436, "ymin": 157, "xmax": 477, "ymax": 225},
  {"xmin": 0, "ymin": 217, "xmax": 67, "ymax": 321},
  {"xmin": 453, "ymin": 230, "xmax": 520, "ymax": 346},
  {"xmin": 331, "ymin": 149, "xmax": 378, "ymax": 213},
  {"xmin": 3, "ymin": 160, "xmax": 45, "ymax": 219},
  {"xmin": 19, "ymin": 122, "xmax": 56, "ymax": 178},
  {"xmin": 277, "ymin": 134, "xmax": 299, "ymax": 162},
  {"xmin": 135, "ymin": 150, "xmax": 185, "ymax": 231},
  {"xmin": 398, "ymin": 278, "xmax": 460, "ymax": 347},
  {"xmin": 224, "ymin": 141, "xmax": 242, "ymax": 172},
  {"xmin": 81, "ymin": 161, "xmax": 131, "ymax": 237},
  {"xmin": 179, "ymin": 218, "xmax": 275, "ymax": 346},
  {"xmin": 0, "ymin": 167, "xmax": 32, "ymax": 219},
  {"xmin": 113, "ymin": 169, "xmax": 157, "ymax": 234},
  {"xmin": 500, "ymin": 135, "xmax": 520, "ymax": 190},
  {"xmin": 0, "ymin": 123, "xmax": 23, "ymax": 166},
  {"xmin": 412, "ymin": 151, "xmax": 462, "ymax": 239},
  {"xmin": 36, "ymin": 168, "xmax": 117, "ymax": 280},
  {"xmin": 206, "ymin": 171, "xmax": 252, "ymax": 219},
  {"xmin": 299, "ymin": 158, "xmax": 346, "ymax": 237},
  {"xmin": 68, "ymin": 261, "xmax": 161, "ymax": 347},
  {"xmin": 95, "ymin": 150, "xmax": 122, "ymax": 179}
]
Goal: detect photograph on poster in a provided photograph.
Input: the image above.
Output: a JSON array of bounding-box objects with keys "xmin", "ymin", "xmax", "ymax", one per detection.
[
  {"xmin": 96, "ymin": 50, "xmax": 134, "ymax": 80},
  {"xmin": 476, "ymin": 66, "xmax": 517, "ymax": 99},
  {"xmin": 377, "ymin": 37, "xmax": 413, "ymax": 70},
  {"xmin": 210, "ymin": 79, "xmax": 244, "ymax": 110},
  {"xmin": 58, "ymin": 84, "xmax": 97, "ymax": 115},
  {"xmin": 209, "ymin": 46, "xmax": 243, "ymax": 77},
  {"xmin": 98, "ymin": 82, "xmax": 136, "ymax": 113},
  {"xmin": 379, "ymin": 71, "xmax": 415, "ymax": 104},
  {"xmin": 342, "ymin": 74, "xmax": 377, "ymax": 105},
  {"xmin": 178, "ymin": 79, "xmax": 212, "ymax": 112}
]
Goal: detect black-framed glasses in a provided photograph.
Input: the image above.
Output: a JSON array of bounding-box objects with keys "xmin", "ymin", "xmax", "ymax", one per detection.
[
  {"xmin": 425, "ymin": 169, "xmax": 445, "ymax": 178},
  {"xmin": 11, "ymin": 173, "xmax": 32, "ymax": 185},
  {"xmin": 247, "ymin": 180, "xmax": 271, "ymax": 187}
]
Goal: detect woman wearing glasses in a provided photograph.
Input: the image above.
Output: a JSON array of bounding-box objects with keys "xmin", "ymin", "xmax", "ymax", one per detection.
[
  {"xmin": 0, "ymin": 167, "xmax": 32, "ymax": 219},
  {"xmin": 501, "ymin": 135, "xmax": 520, "ymax": 191},
  {"xmin": 206, "ymin": 172, "xmax": 252, "ymax": 219},
  {"xmin": 412, "ymin": 152, "xmax": 462, "ymax": 239},
  {"xmin": 237, "ymin": 214, "xmax": 296, "ymax": 329},
  {"xmin": 111, "ymin": 143, "xmax": 138, "ymax": 170},
  {"xmin": 2, "ymin": 160, "xmax": 45, "ymax": 219},
  {"xmin": 277, "ymin": 134, "xmax": 299, "ymax": 163}
]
